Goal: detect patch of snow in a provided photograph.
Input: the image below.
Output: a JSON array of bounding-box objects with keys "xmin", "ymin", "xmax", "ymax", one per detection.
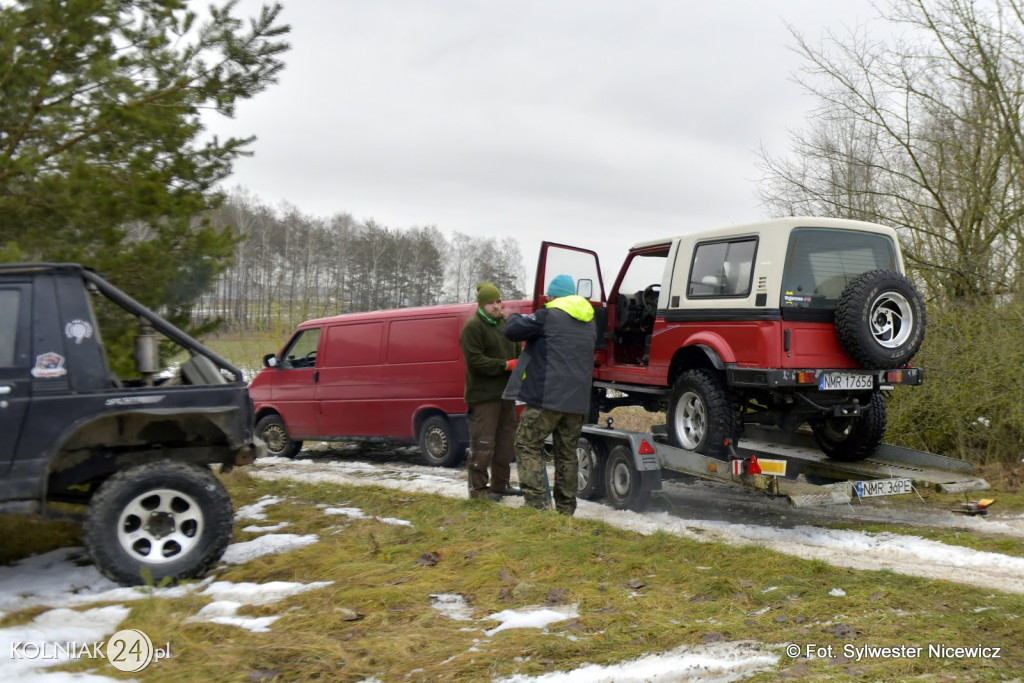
[
  {"xmin": 185, "ymin": 580, "xmax": 334, "ymax": 633},
  {"xmin": 484, "ymin": 605, "xmax": 580, "ymax": 637},
  {"xmin": 494, "ymin": 640, "xmax": 779, "ymax": 682},
  {"xmin": 187, "ymin": 600, "xmax": 279, "ymax": 633},
  {"xmin": 241, "ymin": 521, "xmax": 291, "ymax": 533},
  {"xmin": 0, "ymin": 605, "xmax": 130, "ymax": 680},
  {"xmin": 0, "ymin": 548, "xmax": 197, "ymax": 616},
  {"xmin": 829, "ymin": 588, "xmax": 847, "ymax": 597},
  {"xmin": 235, "ymin": 495, "xmax": 284, "ymax": 521},
  {"xmin": 220, "ymin": 533, "xmax": 319, "ymax": 565},
  {"xmin": 430, "ymin": 593, "xmax": 474, "ymax": 621},
  {"xmin": 322, "ymin": 506, "xmax": 412, "ymax": 526},
  {"xmin": 200, "ymin": 580, "xmax": 334, "ymax": 606}
]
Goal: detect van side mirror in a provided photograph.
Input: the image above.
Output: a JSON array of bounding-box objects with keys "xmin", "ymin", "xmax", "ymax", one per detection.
[
  {"xmin": 577, "ymin": 278, "xmax": 593, "ymax": 299},
  {"xmin": 263, "ymin": 353, "xmax": 278, "ymax": 368}
]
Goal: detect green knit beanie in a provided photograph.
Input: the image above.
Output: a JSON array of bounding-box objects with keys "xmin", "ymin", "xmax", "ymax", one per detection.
[{"xmin": 476, "ymin": 281, "xmax": 501, "ymax": 306}]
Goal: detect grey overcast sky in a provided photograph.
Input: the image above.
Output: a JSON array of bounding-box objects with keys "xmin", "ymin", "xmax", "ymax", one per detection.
[{"xmin": 206, "ymin": 0, "xmax": 882, "ymax": 286}]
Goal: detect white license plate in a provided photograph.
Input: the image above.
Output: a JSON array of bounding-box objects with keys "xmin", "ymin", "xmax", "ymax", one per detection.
[
  {"xmin": 854, "ymin": 478, "xmax": 913, "ymax": 497},
  {"xmin": 818, "ymin": 372, "xmax": 874, "ymax": 391}
]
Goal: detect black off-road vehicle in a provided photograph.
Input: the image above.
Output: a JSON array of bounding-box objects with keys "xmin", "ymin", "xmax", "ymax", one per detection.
[{"xmin": 0, "ymin": 263, "xmax": 262, "ymax": 585}]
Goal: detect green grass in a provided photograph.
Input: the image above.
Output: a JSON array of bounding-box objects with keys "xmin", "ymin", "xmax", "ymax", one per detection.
[{"xmin": 5, "ymin": 469, "xmax": 1024, "ymax": 681}]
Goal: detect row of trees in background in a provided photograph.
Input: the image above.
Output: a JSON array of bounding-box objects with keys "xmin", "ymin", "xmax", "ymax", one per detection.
[
  {"xmin": 196, "ymin": 191, "xmax": 527, "ymax": 333},
  {"xmin": 757, "ymin": 0, "xmax": 1024, "ymax": 465}
]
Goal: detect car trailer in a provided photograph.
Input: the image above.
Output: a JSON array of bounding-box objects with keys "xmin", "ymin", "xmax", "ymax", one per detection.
[{"xmin": 576, "ymin": 422, "xmax": 990, "ymax": 512}]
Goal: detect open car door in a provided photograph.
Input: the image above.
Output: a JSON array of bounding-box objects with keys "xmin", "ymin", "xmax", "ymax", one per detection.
[{"xmin": 533, "ymin": 241, "xmax": 605, "ymax": 310}]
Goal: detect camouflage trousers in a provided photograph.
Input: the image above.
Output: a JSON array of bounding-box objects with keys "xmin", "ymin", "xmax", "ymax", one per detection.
[{"xmin": 514, "ymin": 405, "xmax": 583, "ymax": 516}]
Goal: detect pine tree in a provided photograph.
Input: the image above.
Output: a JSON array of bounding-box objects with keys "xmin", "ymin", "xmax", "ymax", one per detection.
[{"xmin": 0, "ymin": 0, "xmax": 290, "ymax": 344}]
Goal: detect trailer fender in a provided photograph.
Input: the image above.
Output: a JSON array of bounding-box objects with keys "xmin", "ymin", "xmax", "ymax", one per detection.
[{"xmin": 580, "ymin": 425, "xmax": 662, "ymax": 492}]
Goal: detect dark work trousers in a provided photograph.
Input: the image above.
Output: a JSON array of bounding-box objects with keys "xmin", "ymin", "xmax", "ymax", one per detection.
[{"xmin": 467, "ymin": 399, "xmax": 518, "ymax": 494}]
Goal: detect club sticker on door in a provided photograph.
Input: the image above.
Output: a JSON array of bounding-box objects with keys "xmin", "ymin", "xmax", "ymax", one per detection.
[
  {"xmin": 65, "ymin": 319, "xmax": 94, "ymax": 344},
  {"xmin": 31, "ymin": 352, "xmax": 67, "ymax": 378}
]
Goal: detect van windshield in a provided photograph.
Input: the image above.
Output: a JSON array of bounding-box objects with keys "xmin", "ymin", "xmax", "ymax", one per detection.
[{"xmin": 781, "ymin": 228, "xmax": 896, "ymax": 311}]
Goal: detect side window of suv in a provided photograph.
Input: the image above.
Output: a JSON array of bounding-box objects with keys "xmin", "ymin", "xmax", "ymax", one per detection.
[
  {"xmin": 0, "ymin": 289, "xmax": 20, "ymax": 367},
  {"xmin": 281, "ymin": 328, "xmax": 322, "ymax": 369},
  {"xmin": 687, "ymin": 238, "xmax": 757, "ymax": 298}
]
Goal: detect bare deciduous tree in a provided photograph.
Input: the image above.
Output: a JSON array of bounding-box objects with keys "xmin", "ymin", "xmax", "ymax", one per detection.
[{"xmin": 758, "ymin": 0, "xmax": 1024, "ymax": 301}]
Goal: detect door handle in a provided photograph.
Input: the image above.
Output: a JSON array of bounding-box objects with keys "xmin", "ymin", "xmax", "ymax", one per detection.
[{"xmin": 313, "ymin": 370, "xmax": 319, "ymax": 384}]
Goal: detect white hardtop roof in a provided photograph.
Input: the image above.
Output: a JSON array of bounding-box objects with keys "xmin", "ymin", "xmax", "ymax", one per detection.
[{"xmin": 628, "ymin": 216, "xmax": 897, "ymax": 251}]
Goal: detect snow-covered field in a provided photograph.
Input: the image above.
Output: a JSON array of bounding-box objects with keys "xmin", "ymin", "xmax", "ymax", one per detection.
[{"xmin": 2, "ymin": 451, "xmax": 1022, "ymax": 682}]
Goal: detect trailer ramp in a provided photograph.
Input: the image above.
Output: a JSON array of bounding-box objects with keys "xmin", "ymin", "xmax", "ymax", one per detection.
[{"xmin": 738, "ymin": 427, "xmax": 990, "ymax": 497}]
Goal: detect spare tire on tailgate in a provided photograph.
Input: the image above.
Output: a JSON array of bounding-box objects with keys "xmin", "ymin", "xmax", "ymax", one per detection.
[{"xmin": 835, "ymin": 270, "xmax": 925, "ymax": 369}]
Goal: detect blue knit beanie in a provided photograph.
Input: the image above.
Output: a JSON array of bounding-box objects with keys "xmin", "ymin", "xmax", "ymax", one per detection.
[{"xmin": 546, "ymin": 274, "xmax": 575, "ymax": 298}]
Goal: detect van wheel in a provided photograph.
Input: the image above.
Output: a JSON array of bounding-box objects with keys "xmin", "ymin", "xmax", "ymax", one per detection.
[
  {"xmin": 418, "ymin": 415, "xmax": 465, "ymax": 467},
  {"xmin": 83, "ymin": 461, "xmax": 233, "ymax": 586},
  {"xmin": 576, "ymin": 437, "xmax": 606, "ymax": 500},
  {"xmin": 604, "ymin": 445, "xmax": 650, "ymax": 512},
  {"xmin": 667, "ymin": 369, "xmax": 737, "ymax": 458},
  {"xmin": 256, "ymin": 415, "xmax": 302, "ymax": 458},
  {"xmin": 835, "ymin": 270, "xmax": 925, "ymax": 369},
  {"xmin": 810, "ymin": 392, "xmax": 887, "ymax": 462}
]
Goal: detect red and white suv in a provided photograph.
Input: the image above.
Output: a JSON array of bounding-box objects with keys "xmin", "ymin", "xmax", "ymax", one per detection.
[{"xmin": 536, "ymin": 216, "xmax": 925, "ymax": 461}]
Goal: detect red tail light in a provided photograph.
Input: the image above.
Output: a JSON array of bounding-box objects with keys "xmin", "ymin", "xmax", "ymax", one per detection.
[{"xmin": 638, "ymin": 439, "xmax": 656, "ymax": 455}]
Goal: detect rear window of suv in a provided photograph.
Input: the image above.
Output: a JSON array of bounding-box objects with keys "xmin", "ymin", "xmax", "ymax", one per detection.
[{"xmin": 781, "ymin": 228, "xmax": 897, "ymax": 310}]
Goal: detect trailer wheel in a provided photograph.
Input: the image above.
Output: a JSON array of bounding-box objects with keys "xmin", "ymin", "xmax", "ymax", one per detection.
[
  {"xmin": 83, "ymin": 461, "xmax": 233, "ymax": 586},
  {"xmin": 835, "ymin": 270, "xmax": 925, "ymax": 369},
  {"xmin": 256, "ymin": 414, "xmax": 302, "ymax": 459},
  {"xmin": 810, "ymin": 392, "xmax": 887, "ymax": 462},
  {"xmin": 418, "ymin": 415, "xmax": 465, "ymax": 467},
  {"xmin": 604, "ymin": 445, "xmax": 650, "ymax": 512},
  {"xmin": 667, "ymin": 369, "xmax": 737, "ymax": 458},
  {"xmin": 576, "ymin": 437, "xmax": 606, "ymax": 500}
]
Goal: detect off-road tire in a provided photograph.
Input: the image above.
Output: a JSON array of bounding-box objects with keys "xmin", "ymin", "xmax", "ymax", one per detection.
[
  {"xmin": 604, "ymin": 445, "xmax": 650, "ymax": 512},
  {"xmin": 83, "ymin": 461, "xmax": 233, "ymax": 586},
  {"xmin": 417, "ymin": 415, "xmax": 465, "ymax": 467},
  {"xmin": 576, "ymin": 437, "xmax": 606, "ymax": 500},
  {"xmin": 835, "ymin": 270, "xmax": 925, "ymax": 369},
  {"xmin": 667, "ymin": 369, "xmax": 738, "ymax": 458},
  {"xmin": 256, "ymin": 414, "xmax": 302, "ymax": 459},
  {"xmin": 810, "ymin": 391, "xmax": 887, "ymax": 462}
]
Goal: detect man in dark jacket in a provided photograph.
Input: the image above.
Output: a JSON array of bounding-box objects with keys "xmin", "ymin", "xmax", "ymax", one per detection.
[
  {"xmin": 503, "ymin": 274, "xmax": 596, "ymax": 515},
  {"xmin": 460, "ymin": 282, "xmax": 522, "ymax": 501}
]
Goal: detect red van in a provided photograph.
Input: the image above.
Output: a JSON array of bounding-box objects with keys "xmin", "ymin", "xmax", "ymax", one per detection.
[{"xmin": 249, "ymin": 300, "xmax": 532, "ymax": 466}]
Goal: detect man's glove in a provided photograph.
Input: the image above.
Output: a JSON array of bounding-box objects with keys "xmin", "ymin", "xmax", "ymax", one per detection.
[{"xmin": 505, "ymin": 359, "xmax": 517, "ymax": 372}]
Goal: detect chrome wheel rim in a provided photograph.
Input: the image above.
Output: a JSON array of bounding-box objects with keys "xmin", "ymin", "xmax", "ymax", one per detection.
[
  {"xmin": 577, "ymin": 442, "xmax": 593, "ymax": 490},
  {"xmin": 672, "ymin": 390, "xmax": 706, "ymax": 450},
  {"xmin": 116, "ymin": 489, "xmax": 203, "ymax": 565},
  {"xmin": 870, "ymin": 291, "xmax": 914, "ymax": 348}
]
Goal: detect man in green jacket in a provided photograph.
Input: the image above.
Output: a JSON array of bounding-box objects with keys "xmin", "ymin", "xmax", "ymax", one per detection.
[{"xmin": 460, "ymin": 282, "xmax": 522, "ymax": 501}]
